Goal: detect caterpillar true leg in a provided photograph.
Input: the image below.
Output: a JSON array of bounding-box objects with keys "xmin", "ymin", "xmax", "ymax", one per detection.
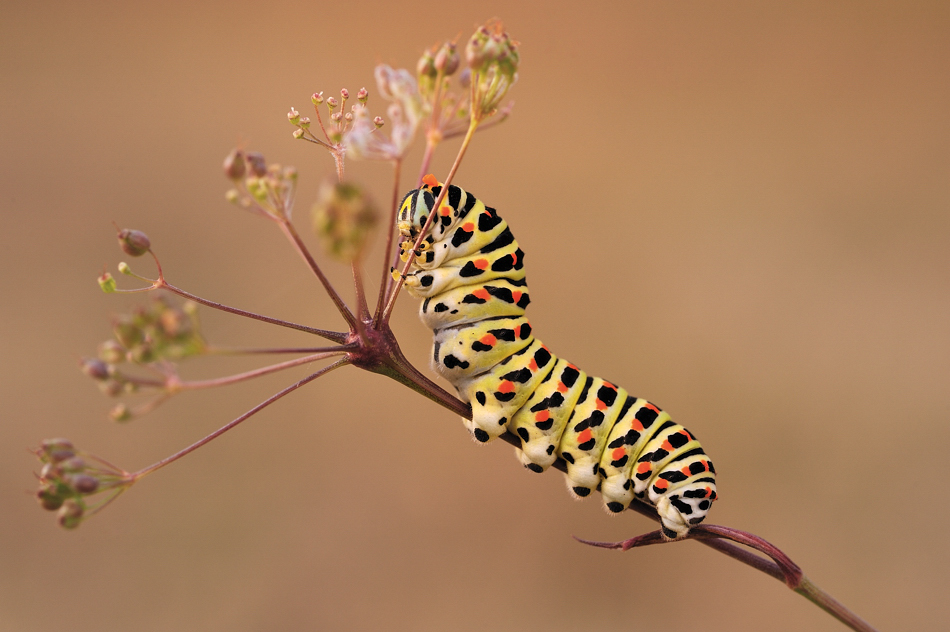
[{"xmin": 398, "ymin": 177, "xmax": 717, "ymax": 539}]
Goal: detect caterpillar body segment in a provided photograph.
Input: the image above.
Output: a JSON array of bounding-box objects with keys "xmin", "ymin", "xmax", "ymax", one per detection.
[
  {"xmin": 418, "ymin": 279, "xmax": 531, "ymax": 330},
  {"xmin": 398, "ymin": 179, "xmax": 718, "ymax": 540}
]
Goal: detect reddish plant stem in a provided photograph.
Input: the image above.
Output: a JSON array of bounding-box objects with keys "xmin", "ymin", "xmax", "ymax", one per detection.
[
  {"xmin": 158, "ymin": 280, "xmax": 346, "ymax": 344},
  {"xmin": 132, "ymin": 359, "xmax": 347, "ymax": 479},
  {"xmin": 207, "ymin": 346, "xmax": 351, "ymax": 355},
  {"xmin": 374, "ymin": 159, "xmax": 403, "ymax": 324},
  {"xmin": 276, "ymin": 219, "xmax": 356, "ymax": 328},
  {"xmin": 177, "ymin": 350, "xmax": 349, "ymax": 390}
]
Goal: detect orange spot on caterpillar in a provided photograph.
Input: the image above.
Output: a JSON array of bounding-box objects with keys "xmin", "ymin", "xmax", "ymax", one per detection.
[
  {"xmin": 511, "ymin": 291, "xmax": 522, "ymax": 302},
  {"xmin": 645, "ymin": 402, "xmax": 660, "ymax": 413},
  {"xmin": 479, "ymin": 334, "xmax": 496, "ymax": 346},
  {"xmin": 612, "ymin": 447, "xmax": 626, "ymax": 461},
  {"xmin": 422, "ymin": 174, "xmax": 439, "ymax": 187},
  {"xmin": 511, "ymin": 251, "xmax": 518, "ymax": 266},
  {"xmin": 654, "ymin": 479, "xmax": 669, "ymax": 491},
  {"xmin": 704, "ymin": 486, "xmax": 712, "ymax": 498},
  {"xmin": 631, "ymin": 419, "xmax": 644, "ymax": 431},
  {"xmin": 596, "ymin": 399, "xmax": 607, "ymax": 411},
  {"xmin": 474, "ymin": 258, "xmax": 489, "ymax": 270},
  {"xmin": 497, "ymin": 381, "xmax": 515, "ymax": 394},
  {"xmin": 529, "ymin": 359, "xmax": 538, "ymax": 371},
  {"xmin": 462, "ymin": 222, "xmax": 474, "ymax": 232},
  {"xmin": 681, "ymin": 466, "xmax": 692, "ymax": 476},
  {"xmin": 567, "ymin": 363, "xmax": 578, "ymax": 370},
  {"xmin": 440, "ymin": 205, "xmax": 451, "ymax": 216},
  {"xmin": 700, "ymin": 460, "xmax": 709, "ymax": 471},
  {"xmin": 557, "ymin": 382, "xmax": 568, "ymax": 393},
  {"xmin": 472, "ymin": 288, "xmax": 490, "ymax": 300},
  {"xmin": 577, "ymin": 429, "xmax": 593, "ymax": 445},
  {"xmin": 535, "ymin": 410, "xmax": 550, "ymax": 422},
  {"xmin": 603, "ymin": 382, "xmax": 616, "ymax": 391},
  {"xmin": 662, "ymin": 440, "xmax": 673, "ymax": 451},
  {"xmin": 637, "ymin": 462, "xmax": 651, "ymax": 474}
]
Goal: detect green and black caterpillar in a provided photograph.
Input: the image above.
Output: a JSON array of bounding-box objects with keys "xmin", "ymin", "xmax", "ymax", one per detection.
[{"xmin": 396, "ymin": 175, "xmax": 717, "ymax": 540}]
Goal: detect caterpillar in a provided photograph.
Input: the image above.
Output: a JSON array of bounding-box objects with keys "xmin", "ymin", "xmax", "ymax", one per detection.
[{"xmin": 395, "ymin": 175, "xmax": 717, "ymax": 540}]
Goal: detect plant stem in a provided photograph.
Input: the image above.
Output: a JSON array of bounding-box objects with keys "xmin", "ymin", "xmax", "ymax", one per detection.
[
  {"xmin": 131, "ymin": 359, "xmax": 347, "ymax": 479},
  {"xmin": 177, "ymin": 350, "xmax": 348, "ymax": 390},
  {"xmin": 159, "ymin": 280, "xmax": 347, "ymax": 343},
  {"xmin": 276, "ymin": 219, "xmax": 356, "ymax": 328},
  {"xmin": 374, "ymin": 159, "xmax": 403, "ymax": 324}
]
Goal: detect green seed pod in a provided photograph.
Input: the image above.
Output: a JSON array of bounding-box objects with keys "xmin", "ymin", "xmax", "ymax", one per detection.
[
  {"xmin": 98, "ymin": 272, "xmax": 116, "ymax": 293},
  {"xmin": 57, "ymin": 499, "xmax": 84, "ymax": 529},
  {"xmin": 36, "ymin": 485, "xmax": 65, "ymax": 511}
]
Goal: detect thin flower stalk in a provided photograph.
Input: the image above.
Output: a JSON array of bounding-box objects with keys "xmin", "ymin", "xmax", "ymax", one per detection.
[{"xmin": 132, "ymin": 359, "xmax": 348, "ymax": 480}]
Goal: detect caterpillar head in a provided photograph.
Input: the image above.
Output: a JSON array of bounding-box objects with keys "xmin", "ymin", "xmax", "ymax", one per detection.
[{"xmin": 396, "ymin": 175, "xmax": 441, "ymax": 261}]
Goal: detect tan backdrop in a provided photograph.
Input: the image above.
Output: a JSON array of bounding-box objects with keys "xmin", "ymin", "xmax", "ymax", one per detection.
[{"xmin": 2, "ymin": 1, "xmax": 947, "ymax": 630}]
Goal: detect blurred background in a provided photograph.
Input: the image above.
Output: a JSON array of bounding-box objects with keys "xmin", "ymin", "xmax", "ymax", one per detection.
[{"xmin": 2, "ymin": 1, "xmax": 947, "ymax": 630}]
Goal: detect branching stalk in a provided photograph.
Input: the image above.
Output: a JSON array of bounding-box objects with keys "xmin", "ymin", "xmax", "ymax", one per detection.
[
  {"xmin": 159, "ymin": 280, "xmax": 347, "ymax": 344},
  {"xmin": 132, "ymin": 359, "xmax": 348, "ymax": 479}
]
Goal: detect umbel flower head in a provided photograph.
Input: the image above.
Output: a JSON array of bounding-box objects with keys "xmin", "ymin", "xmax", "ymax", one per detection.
[
  {"xmin": 466, "ymin": 19, "xmax": 520, "ymax": 121},
  {"xmin": 33, "ymin": 439, "xmax": 132, "ymax": 529},
  {"xmin": 311, "ymin": 181, "xmax": 378, "ymax": 262}
]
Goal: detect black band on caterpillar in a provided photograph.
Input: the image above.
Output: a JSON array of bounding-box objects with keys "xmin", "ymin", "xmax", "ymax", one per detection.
[{"xmin": 398, "ymin": 178, "xmax": 717, "ymax": 540}]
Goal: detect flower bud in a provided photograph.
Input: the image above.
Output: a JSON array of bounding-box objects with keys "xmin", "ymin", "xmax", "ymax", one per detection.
[
  {"xmin": 116, "ymin": 229, "xmax": 151, "ymax": 257},
  {"xmin": 298, "ymin": 116, "xmax": 311, "ymax": 129},
  {"xmin": 357, "ymin": 87, "xmax": 368, "ymax": 104},
  {"xmin": 311, "ymin": 91, "xmax": 324, "ymax": 105},
  {"xmin": 373, "ymin": 116, "xmax": 384, "ymax": 128},
  {"xmin": 117, "ymin": 261, "xmax": 132, "ymax": 276},
  {"xmin": 340, "ymin": 88, "xmax": 349, "ymax": 99},
  {"xmin": 326, "ymin": 96, "xmax": 338, "ymax": 109},
  {"xmin": 435, "ymin": 42, "xmax": 460, "ymax": 76},
  {"xmin": 417, "ymin": 49, "xmax": 437, "ymax": 79},
  {"xmin": 245, "ymin": 151, "xmax": 267, "ymax": 177},
  {"xmin": 36, "ymin": 484, "xmax": 64, "ymax": 511},
  {"xmin": 98, "ymin": 272, "xmax": 116, "ymax": 293},
  {"xmin": 68, "ymin": 473, "xmax": 100, "ymax": 494},
  {"xmin": 39, "ymin": 439, "xmax": 75, "ymax": 463},
  {"xmin": 99, "ymin": 379, "xmax": 123, "ymax": 397},
  {"xmin": 128, "ymin": 342, "xmax": 155, "ymax": 364},
  {"xmin": 98, "ymin": 340, "xmax": 126, "ymax": 364},
  {"xmin": 57, "ymin": 499, "xmax": 84, "ymax": 529},
  {"xmin": 287, "ymin": 107, "xmax": 300, "ymax": 125},
  {"xmin": 110, "ymin": 403, "xmax": 132, "ymax": 423},
  {"xmin": 80, "ymin": 358, "xmax": 110, "ymax": 381},
  {"xmin": 60, "ymin": 456, "xmax": 86, "ymax": 473},
  {"xmin": 223, "ymin": 149, "xmax": 246, "ymax": 180}
]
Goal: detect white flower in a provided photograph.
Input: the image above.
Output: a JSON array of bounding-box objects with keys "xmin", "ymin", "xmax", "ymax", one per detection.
[{"xmin": 345, "ymin": 65, "xmax": 425, "ymax": 161}]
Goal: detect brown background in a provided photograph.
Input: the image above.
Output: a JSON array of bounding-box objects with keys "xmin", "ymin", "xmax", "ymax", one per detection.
[{"xmin": 1, "ymin": 1, "xmax": 947, "ymax": 630}]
